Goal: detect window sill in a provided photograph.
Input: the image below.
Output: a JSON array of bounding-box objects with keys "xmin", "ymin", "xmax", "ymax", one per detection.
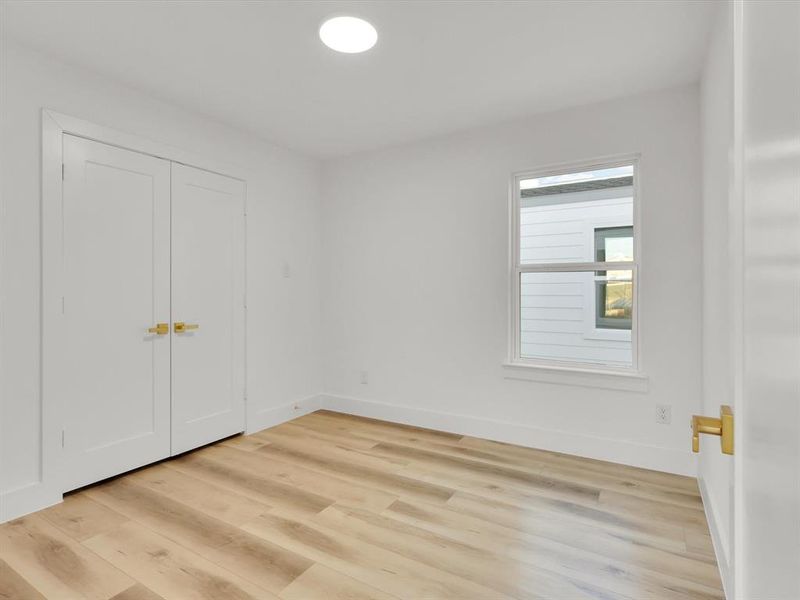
[{"xmin": 502, "ymin": 361, "xmax": 649, "ymax": 392}]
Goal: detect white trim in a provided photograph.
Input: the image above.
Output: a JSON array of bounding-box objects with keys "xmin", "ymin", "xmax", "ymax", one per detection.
[
  {"xmin": 39, "ymin": 110, "xmax": 66, "ymax": 516},
  {"xmin": 502, "ymin": 361, "xmax": 648, "ymax": 392},
  {"xmin": 320, "ymin": 393, "xmax": 694, "ymax": 476},
  {"xmin": 509, "ymin": 154, "xmax": 643, "ymax": 378},
  {"xmin": 517, "ymin": 261, "xmax": 634, "ymax": 273},
  {"xmin": 699, "ymin": 475, "xmax": 733, "ymax": 599},
  {"xmin": 0, "ymin": 482, "xmax": 61, "ymax": 523},
  {"xmin": 246, "ymin": 394, "xmax": 326, "ymax": 434},
  {"xmin": 42, "ymin": 111, "xmax": 248, "ymax": 182},
  {"xmin": 731, "ymin": 4, "xmax": 744, "ymax": 598}
]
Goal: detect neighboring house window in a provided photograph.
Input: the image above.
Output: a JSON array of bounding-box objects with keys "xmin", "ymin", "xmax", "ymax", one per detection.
[
  {"xmin": 510, "ymin": 160, "xmax": 638, "ymax": 371},
  {"xmin": 594, "ymin": 226, "xmax": 633, "ymax": 331}
]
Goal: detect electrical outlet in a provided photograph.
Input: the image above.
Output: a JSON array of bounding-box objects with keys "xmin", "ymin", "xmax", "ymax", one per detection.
[
  {"xmin": 282, "ymin": 262, "xmax": 291, "ymax": 278},
  {"xmin": 360, "ymin": 371, "xmax": 369, "ymax": 385},
  {"xmin": 655, "ymin": 404, "xmax": 672, "ymax": 425}
]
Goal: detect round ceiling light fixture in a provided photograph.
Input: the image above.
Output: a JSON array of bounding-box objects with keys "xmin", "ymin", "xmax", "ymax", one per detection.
[{"xmin": 319, "ymin": 16, "xmax": 378, "ymax": 54}]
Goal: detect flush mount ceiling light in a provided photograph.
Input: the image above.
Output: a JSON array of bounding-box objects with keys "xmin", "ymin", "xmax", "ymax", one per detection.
[{"xmin": 319, "ymin": 16, "xmax": 377, "ymax": 54}]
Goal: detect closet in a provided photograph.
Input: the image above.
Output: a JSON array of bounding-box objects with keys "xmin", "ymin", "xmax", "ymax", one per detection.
[{"xmin": 57, "ymin": 134, "xmax": 245, "ymax": 491}]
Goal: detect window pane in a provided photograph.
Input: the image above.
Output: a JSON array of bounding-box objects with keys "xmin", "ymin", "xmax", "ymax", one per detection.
[
  {"xmin": 595, "ymin": 271, "xmax": 633, "ymax": 330},
  {"xmin": 520, "ymin": 270, "xmax": 633, "ymax": 368},
  {"xmin": 594, "ymin": 226, "xmax": 633, "ymax": 262},
  {"xmin": 519, "ymin": 165, "xmax": 634, "ymax": 265}
]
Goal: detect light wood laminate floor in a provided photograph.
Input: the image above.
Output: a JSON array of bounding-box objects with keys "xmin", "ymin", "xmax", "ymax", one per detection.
[{"xmin": 0, "ymin": 410, "xmax": 723, "ymax": 599}]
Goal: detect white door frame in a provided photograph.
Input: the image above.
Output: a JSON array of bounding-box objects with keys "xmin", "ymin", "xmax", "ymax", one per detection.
[{"xmin": 41, "ymin": 109, "xmax": 248, "ymax": 503}]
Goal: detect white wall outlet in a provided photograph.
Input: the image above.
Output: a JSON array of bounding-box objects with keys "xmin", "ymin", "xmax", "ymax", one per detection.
[
  {"xmin": 360, "ymin": 370, "xmax": 369, "ymax": 385},
  {"xmin": 282, "ymin": 262, "xmax": 291, "ymax": 278},
  {"xmin": 655, "ymin": 404, "xmax": 672, "ymax": 425}
]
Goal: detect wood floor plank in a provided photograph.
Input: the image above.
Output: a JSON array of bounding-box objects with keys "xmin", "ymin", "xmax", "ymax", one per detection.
[
  {"xmin": 85, "ymin": 478, "xmax": 314, "ymax": 594},
  {"xmin": 1, "ymin": 410, "xmax": 724, "ymax": 600},
  {"xmin": 0, "ymin": 514, "xmax": 133, "ymax": 599},
  {"xmin": 397, "ymin": 463, "xmax": 690, "ymax": 550},
  {"xmin": 599, "ymin": 490, "xmax": 709, "ymax": 530},
  {"xmin": 295, "ymin": 413, "xmax": 447, "ymax": 449},
  {"xmin": 127, "ymin": 463, "xmax": 273, "ymax": 526},
  {"xmin": 242, "ymin": 512, "xmax": 516, "ymax": 599},
  {"xmin": 110, "ymin": 583, "xmax": 166, "ymax": 600},
  {"xmin": 196, "ymin": 444, "xmax": 398, "ymax": 513},
  {"xmin": 457, "ymin": 435, "xmax": 700, "ymax": 494},
  {"xmin": 537, "ymin": 463, "xmax": 703, "ymax": 509},
  {"xmin": 312, "ymin": 410, "xmax": 464, "ymax": 443},
  {"xmin": 446, "ymin": 492, "xmax": 722, "ymax": 590},
  {"xmin": 271, "ymin": 421, "xmax": 382, "ymax": 451},
  {"xmin": 684, "ymin": 530, "xmax": 717, "ymax": 559},
  {"xmin": 279, "ymin": 564, "xmax": 398, "ymax": 600},
  {"xmin": 384, "ymin": 499, "xmax": 724, "ymax": 600},
  {"xmin": 313, "ymin": 503, "xmax": 625, "ymax": 600},
  {"xmin": 219, "ymin": 434, "xmax": 270, "ymax": 452},
  {"xmin": 297, "ymin": 416, "xmax": 702, "ymax": 509},
  {"xmin": 167, "ymin": 453, "xmax": 334, "ymax": 518},
  {"xmin": 0, "ymin": 558, "xmax": 47, "ymax": 600},
  {"xmin": 40, "ymin": 493, "xmax": 129, "ymax": 542},
  {"xmin": 84, "ymin": 521, "xmax": 277, "ymax": 600},
  {"xmin": 255, "ymin": 442, "xmax": 455, "ymax": 504},
  {"xmin": 371, "ymin": 441, "xmax": 602, "ymax": 504},
  {"xmin": 86, "ymin": 478, "xmax": 237, "ymax": 549},
  {"xmin": 253, "ymin": 427, "xmax": 409, "ymax": 470}
]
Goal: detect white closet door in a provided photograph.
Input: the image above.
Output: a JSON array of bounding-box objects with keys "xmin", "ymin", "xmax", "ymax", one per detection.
[
  {"xmin": 61, "ymin": 135, "xmax": 171, "ymax": 491},
  {"xmin": 170, "ymin": 163, "xmax": 245, "ymax": 455}
]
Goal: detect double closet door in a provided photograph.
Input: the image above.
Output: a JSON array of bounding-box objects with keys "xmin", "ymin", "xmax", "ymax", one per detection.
[{"xmin": 59, "ymin": 135, "xmax": 245, "ymax": 492}]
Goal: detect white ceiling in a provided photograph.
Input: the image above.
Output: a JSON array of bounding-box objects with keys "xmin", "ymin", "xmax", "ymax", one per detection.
[{"xmin": 3, "ymin": 1, "xmax": 717, "ymax": 158}]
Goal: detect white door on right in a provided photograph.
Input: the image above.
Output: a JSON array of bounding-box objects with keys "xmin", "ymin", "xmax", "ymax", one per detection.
[
  {"xmin": 170, "ymin": 163, "xmax": 246, "ymax": 455},
  {"xmin": 737, "ymin": 1, "xmax": 800, "ymax": 597}
]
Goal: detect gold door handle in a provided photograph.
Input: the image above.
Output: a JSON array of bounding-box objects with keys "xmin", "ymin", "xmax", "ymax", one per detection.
[
  {"xmin": 174, "ymin": 322, "xmax": 199, "ymax": 333},
  {"xmin": 692, "ymin": 405, "xmax": 734, "ymax": 455},
  {"xmin": 147, "ymin": 323, "xmax": 169, "ymax": 335}
]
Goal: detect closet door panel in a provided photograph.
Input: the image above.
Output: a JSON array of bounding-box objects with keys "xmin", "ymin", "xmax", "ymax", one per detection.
[
  {"xmin": 61, "ymin": 135, "xmax": 171, "ymax": 491},
  {"xmin": 171, "ymin": 163, "xmax": 245, "ymax": 454}
]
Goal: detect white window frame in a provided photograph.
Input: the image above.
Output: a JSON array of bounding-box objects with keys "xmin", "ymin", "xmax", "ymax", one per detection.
[{"xmin": 507, "ymin": 154, "xmax": 642, "ymax": 377}]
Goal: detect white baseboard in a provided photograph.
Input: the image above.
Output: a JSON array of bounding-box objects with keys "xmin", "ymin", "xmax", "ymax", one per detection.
[
  {"xmin": 698, "ymin": 475, "xmax": 732, "ymax": 599},
  {"xmin": 246, "ymin": 394, "xmax": 326, "ymax": 434},
  {"xmin": 0, "ymin": 482, "xmax": 61, "ymax": 524},
  {"xmin": 319, "ymin": 393, "xmax": 696, "ymax": 476}
]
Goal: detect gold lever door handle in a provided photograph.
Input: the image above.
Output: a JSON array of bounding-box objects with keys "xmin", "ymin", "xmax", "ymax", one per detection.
[
  {"xmin": 692, "ymin": 405, "xmax": 734, "ymax": 455},
  {"xmin": 174, "ymin": 322, "xmax": 199, "ymax": 333},
  {"xmin": 147, "ymin": 323, "xmax": 169, "ymax": 335}
]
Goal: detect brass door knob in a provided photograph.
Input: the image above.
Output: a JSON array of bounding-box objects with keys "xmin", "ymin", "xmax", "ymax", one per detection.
[
  {"xmin": 147, "ymin": 323, "xmax": 169, "ymax": 335},
  {"xmin": 174, "ymin": 322, "xmax": 199, "ymax": 333},
  {"xmin": 692, "ymin": 405, "xmax": 734, "ymax": 455}
]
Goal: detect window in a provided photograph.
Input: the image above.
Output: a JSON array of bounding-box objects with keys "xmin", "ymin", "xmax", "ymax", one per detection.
[
  {"xmin": 594, "ymin": 226, "xmax": 633, "ymax": 330},
  {"xmin": 510, "ymin": 159, "xmax": 638, "ymax": 371}
]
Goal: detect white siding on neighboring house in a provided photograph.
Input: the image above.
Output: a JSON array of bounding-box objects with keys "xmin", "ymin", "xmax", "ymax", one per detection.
[{"xmin": 520, "ymin": 187, "xmax": 633, "ymax": 367}]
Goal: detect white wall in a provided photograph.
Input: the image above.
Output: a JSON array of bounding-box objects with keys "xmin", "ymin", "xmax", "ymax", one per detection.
[
  {"xmin": 699, "ymin": 2, "xmax": 735, "ymax": 594},
  {"xmin": 0, "ymin": 42, "xmax": 323, "ymax": 517},
  {"xmin": 320, "ymin": 84, "xmax": 702, "ymax": 475}
]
